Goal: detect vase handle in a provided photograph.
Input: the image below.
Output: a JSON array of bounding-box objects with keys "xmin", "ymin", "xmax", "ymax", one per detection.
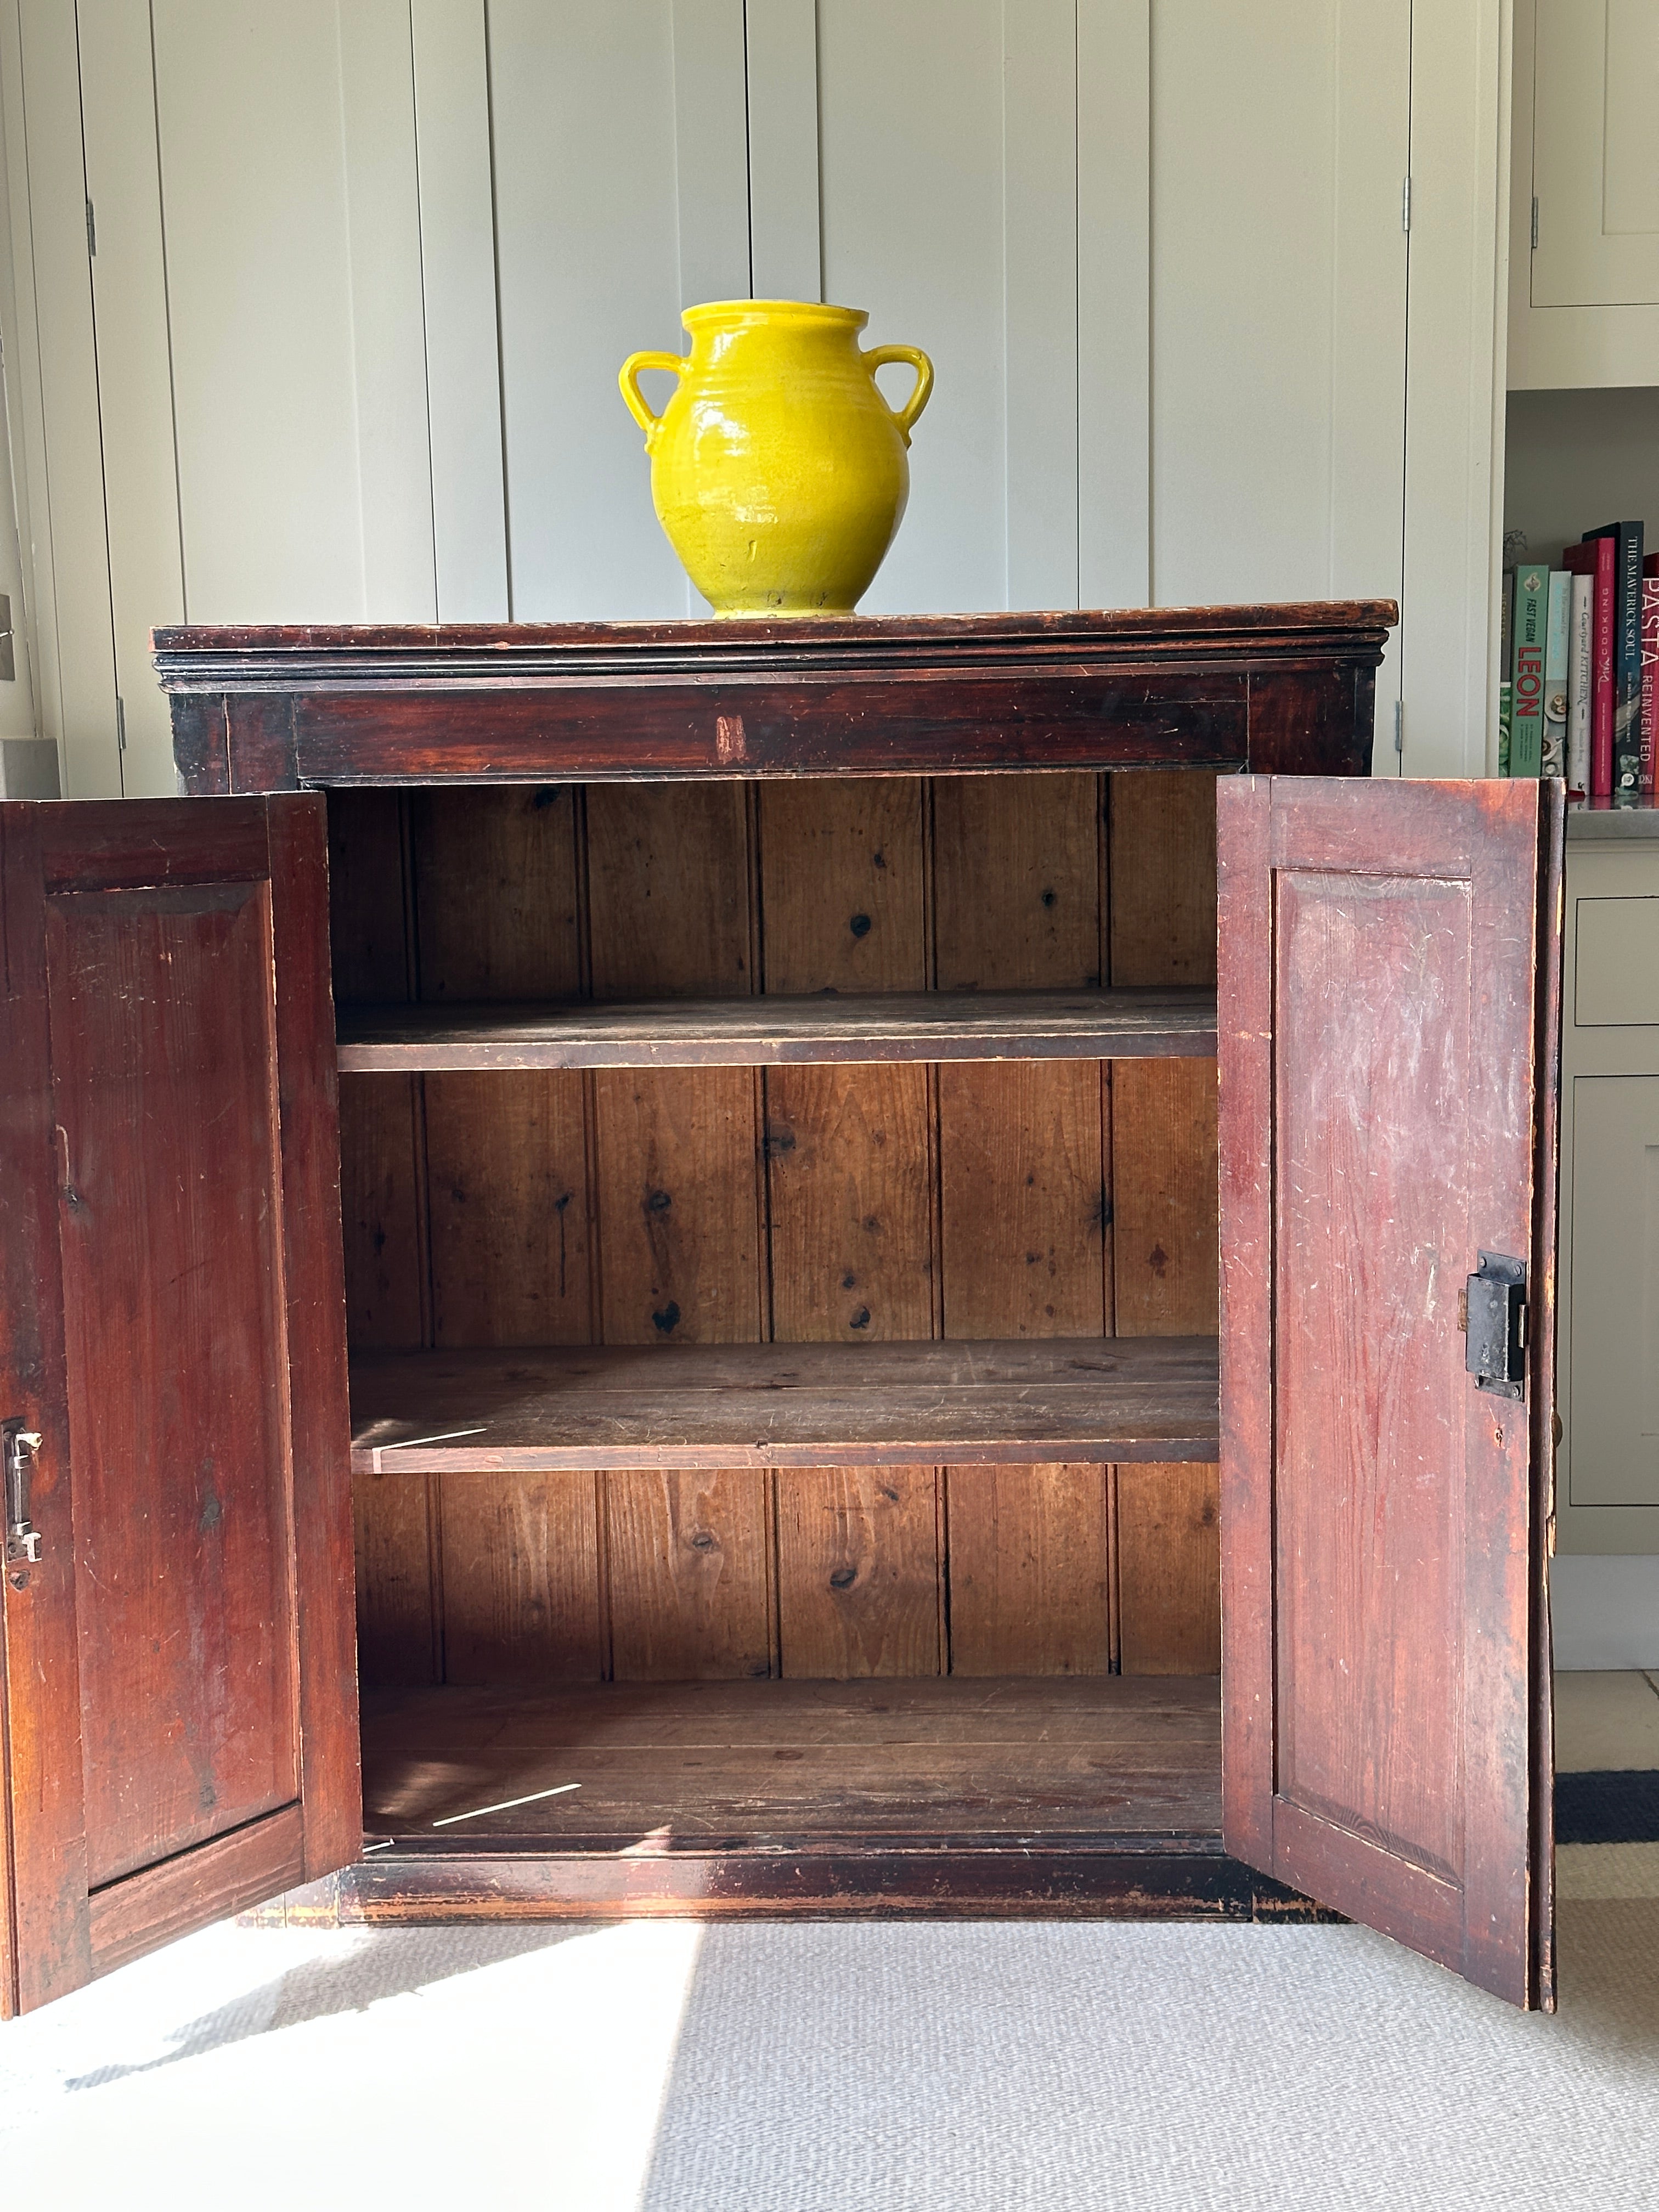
[
  {"xmin": 861, "ymin": 345, "xmax": 934, "ymax": 446},
  {"xmin": 619, "ymin": 351, "xmax": 687, "ymax": 449}
]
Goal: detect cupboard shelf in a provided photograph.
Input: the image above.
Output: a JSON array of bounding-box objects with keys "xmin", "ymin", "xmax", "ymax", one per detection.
[
  {"xmin": 348, "ymin": 1335, "xmax": 1222, "ymax": 1471},
  {"xmin": 334, "ymin": 986, "xmax": 1219, "ymax": 1071},
  {"xmin": 358, "ymin": 1677, "xmax": 1224, "ymax": 1847}
]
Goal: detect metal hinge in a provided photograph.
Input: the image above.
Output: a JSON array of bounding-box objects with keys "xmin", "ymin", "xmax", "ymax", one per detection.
[
  {"xmin": 86, "ymin": 196, "xmax": 95, "ymax": 257},
  {"xmin": 115, "ymin": 694, "xmax": 126, "ymax": 752},
  {"xmin": 1462, "ymin": 1251, "xmax": 1527, "ymax": 1399},
  {"xmin": 3, "ymin": 1419, "xmax": 43, "ymax": 1565},
  {"xmin": 1532, "ymin": 196, "xmax": 1539, "ymax": 252},
  {"xmin": 1402, "ymin": 175, "xmax": 1412, "ymax": 233},
  {"xmin": 1393, "ymin": 698, "xmax": 1404, "ymax": 759}
]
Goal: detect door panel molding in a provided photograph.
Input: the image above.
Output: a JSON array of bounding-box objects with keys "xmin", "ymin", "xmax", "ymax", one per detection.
[
  {"xmin": 1219, "ymin": 775, "xmax": 1561, "ymax": 2010},
  {"xmin": 0, "ymin": 795, "xmax": 359, "ymax": 2018}
]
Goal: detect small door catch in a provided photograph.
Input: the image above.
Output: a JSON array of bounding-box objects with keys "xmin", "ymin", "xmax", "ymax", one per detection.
[
  {"xmin": 4, "ymin": 1419, "xmax": 44, "ymax": 1564},
  {"xmin": 1464, "ymin": 1252, "xmax": 1527, "ymax": 1400}
]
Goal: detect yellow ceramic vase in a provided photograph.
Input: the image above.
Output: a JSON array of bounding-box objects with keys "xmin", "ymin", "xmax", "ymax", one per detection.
[{"xmin": 619, "ymin": 301, "xmax": 933, "ymax": 617}]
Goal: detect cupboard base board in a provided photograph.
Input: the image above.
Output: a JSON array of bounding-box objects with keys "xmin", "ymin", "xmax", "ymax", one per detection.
[
  {"xmin": 315, "ymin": 1844, "xmax": 1332, "ymax": 1924},
  {"xmin": 242, "ymin": 1677, "xmax": 1333, "ymax": 1926}
]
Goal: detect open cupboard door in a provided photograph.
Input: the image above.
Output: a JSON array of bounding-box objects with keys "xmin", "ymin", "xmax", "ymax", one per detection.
[
  {"xmin": 1218, "ymin": 776, "xmax": 1563, "ymax": 2010},
  {"xmin": 0, "ymin": 798, "xmax": 359, "ymax": 2017}
]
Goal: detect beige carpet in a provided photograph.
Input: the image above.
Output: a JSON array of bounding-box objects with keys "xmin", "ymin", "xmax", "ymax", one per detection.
[{"xmin": 1, "ymin": 1903, "xmax": 1655, "ymax": 2209}]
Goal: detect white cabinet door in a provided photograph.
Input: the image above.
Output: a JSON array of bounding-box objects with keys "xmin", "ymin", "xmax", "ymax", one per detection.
[
  {"xmin": 1532, "ymin": 0, "xmax": 1659, "ymax": 311},
  {"xmin": 1558, "ymin": 834, "xmax": 1659, "ymax": 1544},
  {"xmin": 1567, "ymin": 1072, "xmax": 1659, "ymax": 1507}
]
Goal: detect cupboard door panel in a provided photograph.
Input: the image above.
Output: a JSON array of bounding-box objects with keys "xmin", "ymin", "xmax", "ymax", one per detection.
[
  {"xmin": 0, "ymin": 797, "xmax": 357, "ymax": 2016},
  {"xmin": 49, "ymin": 878, "xmax": 300, "ymax": 1887},
  {"xmin": 1218, "ymin": 776, "xmax": 1561, "ymax": 2010},
  {"xmin": 1532, "ymin": 0, "xmax": 1659, "ymax": 310}
]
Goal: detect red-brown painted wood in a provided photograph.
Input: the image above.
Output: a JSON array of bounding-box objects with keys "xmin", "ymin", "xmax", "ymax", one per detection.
[
  {"xmin": 0, "ymin": 797, "xmax": 359, "ymax": 2017},
  {"xmin": 153, "ymin": 603, "xmax": 1392, "ymax": 792},
  {"xmin": 1217, "ymin": 776, "xmax": 1561, "ymax": 2010}
]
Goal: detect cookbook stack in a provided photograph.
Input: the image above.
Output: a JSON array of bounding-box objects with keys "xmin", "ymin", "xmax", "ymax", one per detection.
[{"xmin": 1501, "ymin": 521, "xmax": 1656, "ymax": 799}]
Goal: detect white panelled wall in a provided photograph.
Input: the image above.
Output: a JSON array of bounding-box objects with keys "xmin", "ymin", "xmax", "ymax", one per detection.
[{"xmin": 0, "ymin": 0, "xmax": 1507, "ymax": 797}]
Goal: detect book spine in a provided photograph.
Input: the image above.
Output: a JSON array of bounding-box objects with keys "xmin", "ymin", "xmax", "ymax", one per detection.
[
  {"xmin": 1567, "ymin": 572, "xmax": 1593, "ymax": 794},
  {"xmin": 1543, "ymin": 571, "xmax": 1570, "ymax": 778},
  {"xmin": 1593, "ymin": 539, "xmax": 1616, "ymax": 796},
  {"xmin": 1644, "ymin": 578, "xmax": 1659, "ymax": 796},
  {"xmin": 1618, "ymin": 525, "xmax": 1645, "ymax": 797},
  {"xmin": 1509, "ymin": 566, "xmax": 1547, "ymax": 777},
  {"xmin": 1499, "ymin": 569, "xmax": 1514, "ymax": 775},
  {"xmin": 1587, "ymin": 522, "xmax": 1646, "ymax": 797}
]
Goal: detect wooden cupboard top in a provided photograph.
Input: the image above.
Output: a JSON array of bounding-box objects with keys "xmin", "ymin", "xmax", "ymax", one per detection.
[
  {"xmin": 154, "ymin": 602, "xmax": 1397, "ymax": 689},
  {"xmin": 157, "ymin": 603, "xmax": 1396, "ymax": 790}
]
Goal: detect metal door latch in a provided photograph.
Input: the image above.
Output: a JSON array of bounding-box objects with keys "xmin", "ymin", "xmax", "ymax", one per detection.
[
  {"xmin": 4, "ymin": 1419, "xmax": 44, "ymax": 1564},
  {"xmin": 1461, "ymin": 1252, "xmax": 1527, "ymax": 1400}
]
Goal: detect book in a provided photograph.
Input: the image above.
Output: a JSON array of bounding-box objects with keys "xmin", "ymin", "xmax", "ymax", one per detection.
[
  {"xmin": 1564, "ymin": 535, "xmax": 1617, "ymax": 796},
  {"xmin": 1567, "ymin": 571, "xmax": 1593, "ymax": 794},
  {"xmin": 1644, "ymin": 569, "xmax": 1659, "ymax": 796},
  {"xmin": 1584, "ymin": 521, "xmax": 1645, "ymax": 799},
  {"xmin": 1499, "ymin": 569, "xmax": 1514, "ymax": 775},
  {"xmin": 1508, "ymin": 564, "xmax": 1547, "ymax": 776},
  {"xmin": 1542, "ymin": 570, "xmax": 1570, "ymax": 778}
]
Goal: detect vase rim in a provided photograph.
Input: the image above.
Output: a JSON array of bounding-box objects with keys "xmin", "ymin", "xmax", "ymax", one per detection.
[{"xmin": 682, "ymin": 298, "xmax": 868, "ymax": 331}]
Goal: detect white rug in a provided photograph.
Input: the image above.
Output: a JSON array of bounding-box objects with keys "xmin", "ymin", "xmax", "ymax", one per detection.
[{"xmin": 1, "ymin": 1903, "xmax": 1655, "ymax": 2211}]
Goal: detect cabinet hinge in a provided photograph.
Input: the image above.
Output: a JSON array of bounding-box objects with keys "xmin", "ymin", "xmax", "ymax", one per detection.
[
  {"xmin": 1463, "ymin": 1251, "xmax": 1527, "ymax": 1399},
  {"xmin": 115, "ymin": 694, "xmax": 126, "ymax": 752},
  {"xmin": 1402, "ymin": 174, "xmax": 1412, "ymax": 234},
  {"xmin": 1393, "ymin": 698, "xmax": 1404, "ymax": 759},
  {"xmin": 86, "ymin": 196, "xmax": 95, "ymax": 257},
  {"xmin": 1531, "ymin": 196, "xmax": 1539, "ymax": 252}
]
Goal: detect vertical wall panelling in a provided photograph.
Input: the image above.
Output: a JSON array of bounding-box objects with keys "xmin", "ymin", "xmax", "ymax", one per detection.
[
  {"xmin": 150, "ymin": 1, "xmax": 367, "ymax": 622},
  {"xmin": 329, "ymin": 792, "xmax": 439, "ymax": 1685},
  {"xmin": 0, "ymin": 16, "xmax": 44, "ymax": 760},
  {"xmin": 1150, "ymin": 0, "xmax": 1409, "ymax": 743},
  {"xmin": 489, "ymin": 0, "xmax": 702, "ymax": 619},
  {"xmin": 760, "ymin": 781, "xmax": 934, "ymax": 1345},
  {"xmin": 75, "ymin": 1, "xmax": 184, "ymax": 799},
  {"xmin": 758, "ymin": 780, "xmax": 940, "ymax": 1670},
  {"xmin": 586, "ymin": 782, "xmax": 770, "ymax": 1677},
  {"xmin": 934, "ymin": 774, "xmax": 1113, "ymax": 1673},
  {"xmin": 337, "ymin": 0, "xmax": 438, "ymax": 622},
  {"xmin": 410, "ymin": 0, "xmax": 509, "ymax": 619},
  {"xmin": 816, "ymin": 0, "xmax": 1013, "ymax": 614},
  {"xmin": 744, "ymin": 0, "xmax": 822, "ymax": 303},
  {"xmin": 606, "ymin": 1470, "xmax": 773, "ymax": 1681},
  {"xmin": 815, "ymin": 0, "xmax": 1154, "ymax": 616},
  {"xmin": 775, "ymin": 1467, "xmax": 942, "ymax": 1677},
  {"xmin": 409, "ymin": 0, "xmax": 506, "ymax": 624},
  {"xmin": 7, "ymin": 0, "xmax": 119, "ymax": 795},
  {"xmin": 669, "ymin": 0, "xmax": 751, "ymax": 312},
  {"xmin": 1403, "ymin": 0, "xmax": 1508, "ymax": 777},
  {"xmin": 945, "ymin": 1465, "xmax": 1113, "ymax": 1675},
  {"xmin": 1108, "ymin": 772, "xmax": 1221, "ymax": 1672},
  {"xmin": 1003, "ymin": 0, "xmax": 1080, "ymax": 609},
  {"xmin": 411, "ymin": 789, "xmax": 601, "ymax": 1681},
  {"xmin": 1077, "ymin": 0, "xmax": 1150, "ymax": 610},
  {"xmin": 1328, "ymin": 0, "xmax": 1411, "ymax": 751}
]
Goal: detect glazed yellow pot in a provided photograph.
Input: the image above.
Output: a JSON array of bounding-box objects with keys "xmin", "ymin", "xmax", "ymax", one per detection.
[{"xmin": 619, "ymin": 300, "xmax": 933, "ymax": 617}]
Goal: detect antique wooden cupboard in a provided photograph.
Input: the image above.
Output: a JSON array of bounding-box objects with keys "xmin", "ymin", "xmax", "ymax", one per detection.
[{"xmin": 0, "ymin": 603, "xmax": 1562, "ymax": 2018}]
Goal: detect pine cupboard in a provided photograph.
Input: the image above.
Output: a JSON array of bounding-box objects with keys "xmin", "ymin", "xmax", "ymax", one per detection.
[{"xmin": 0, "ymin": 603, "xmax": 1562, "ymax": 2017}]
